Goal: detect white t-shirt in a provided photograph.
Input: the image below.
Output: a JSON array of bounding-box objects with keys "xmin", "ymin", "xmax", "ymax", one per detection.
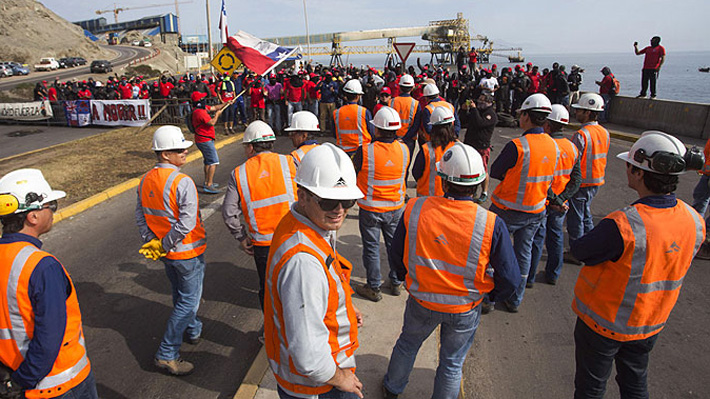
[{"xmin": 479, "ymin": 77, "xmax": 499, "ymax": 92}]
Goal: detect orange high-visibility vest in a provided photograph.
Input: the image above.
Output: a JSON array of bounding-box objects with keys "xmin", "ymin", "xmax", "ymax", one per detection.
[
  {"xmin": 491, "ymin": 134, "xmax": 559, "ymax": 214},
  {"xmin": 576, "ymin": 123, "xmax": 610, "ymax": 187},
  {"xmin": 264, "ymin": 211, "xmax": 359, "ymax": 396},
  {"xmin": 357, "ymin": 140, "xmax": 409, "ymax": 213},
  {"xmin": 421, "ymin": 100, "xmax": 455, "ymax": 142},
  {"xmin": 700, "ymin": 139, "xmax": 710, "ymax": 175},
  {"xmin": 389, "ymin": 96, "xmax": 419, "ymax": 139},
  {"xmin": 139, "ymin": 167, "xmax": 206, "ymax": 260},
  {"xmin": 551, "ymin": 137, "xmax": 579, "ymax": 195},
  {"xmin": 290, "ymin": 143, "xmax": 318, "ymax": 168},
  {"xmin": 403, "ymin": 197, "xmax": 496, "ymax": 313},
  {"xmin": 0, "ymin": 242, "xmax": 91, "ymax": 399},
  {"xmin": 333, "ymin": 104, "xmax": 371, "ymax": 153},
  {"xmin": 416, "ymin": 141, "xmax": 457, "ymax": 197},
  {"xmin": 572, "ymin": 201, "xmax": 705, "ymax": 341},
  {"xmin": 235, "ymin": 152, "xmax": 298, "ymax": 246}
]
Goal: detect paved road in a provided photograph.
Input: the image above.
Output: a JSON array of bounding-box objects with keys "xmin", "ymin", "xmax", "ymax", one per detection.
[
  {"xmin": 0, "ymin": 45, "xmax": 152, "ymax": 91},
  {"xmin": 0, "ymin": 124, "xmax": 115, "ymax": 160}
]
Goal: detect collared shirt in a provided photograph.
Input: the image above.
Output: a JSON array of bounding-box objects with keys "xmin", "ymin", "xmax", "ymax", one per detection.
[
  {"xmin": 388, "ymin": 194, "xmax": 520, "ymax": 303},
  {"xmin": 571, "ymin": 194, "xmax": 678, "ymax": 265},
  {"xmin": 489, "ymin": 127, "xmax": 546, "ymax": 180},
  {"xmin": 0, "ymin": 233, "xmax": 70, "ymax": 389},
  {"xmin": 135, "ymin": 163, "xmax": 200, "ymax": 251}
]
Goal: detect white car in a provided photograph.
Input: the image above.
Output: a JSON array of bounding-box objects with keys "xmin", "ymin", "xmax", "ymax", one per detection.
[
  {"xmin": 0, "ymin": 65, "xmax": 13, "ymax": 77},
  {"xmin": 132, "ymin": 40, "xmax": 141, "ymax": 46},
  {"xmin": 34, "ymin": 57, "xmax": 59, "ymax": 71}
]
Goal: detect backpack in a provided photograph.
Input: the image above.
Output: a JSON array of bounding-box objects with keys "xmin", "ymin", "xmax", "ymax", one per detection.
[
  {"xmin": 610, "ymin": 74, "xmax": 620, "ymax": 95},
  {"xmin": 185, "ymin": 110, "xmax": 196, "ymax": 134}
]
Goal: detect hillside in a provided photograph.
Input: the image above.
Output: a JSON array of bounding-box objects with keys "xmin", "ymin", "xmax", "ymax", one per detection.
[{"xmin": 0, "ymin": 0, "xmax": 114, "ymax": 63}]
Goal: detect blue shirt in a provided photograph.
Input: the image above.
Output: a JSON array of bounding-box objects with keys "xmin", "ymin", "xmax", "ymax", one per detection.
[
  {"xmin": 490, "ymin": 127, "xmax": 545, "ymax": 180},
  {"xmin": 570, "ymin": 194, "xmax": 678, "ymax": 265},
  {"xmin": 319, "ymin": 80, "xmax": 340, "ymax": 103},
  {"xmin": 389, "ymin": 194, "xmax": 520, "ymax": 303},
  {"xmin": 0, "ymin": 233, "xmax": 70, "ymax": 389}
]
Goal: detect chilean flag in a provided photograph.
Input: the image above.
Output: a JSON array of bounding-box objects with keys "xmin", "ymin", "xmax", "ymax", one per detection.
[
  {"xmin": 218, "ymin": 0, "xmax": 228, "ymax": 44},
  {"xmin": 226, "ymin": 31, "xmax": 299, "ymax": 76}
]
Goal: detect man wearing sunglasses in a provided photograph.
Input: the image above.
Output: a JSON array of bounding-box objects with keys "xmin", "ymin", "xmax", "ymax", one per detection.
[
  {"xmin": 264, "ymin": 143, "xmax": 365, "ymax": 399},
  {"xmin": 136, "ymin": 126, "xmax": 206, "ymax": 376},
  {"xmin": 569, "ymin": 131, "xmax": 705, "ymax": 398},
  {"xmin": 0, "ymin": 169, "xmax": 98, "ymax": 398}
]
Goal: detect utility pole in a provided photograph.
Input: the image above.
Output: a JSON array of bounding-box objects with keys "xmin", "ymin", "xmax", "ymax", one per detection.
[
  {"xmin": 206, "ymin": 0, "xmax": 214, "ymax": 72},
  {"xmin": 302, "ymin": 0, "xmax": 311, "ymax": 60}
]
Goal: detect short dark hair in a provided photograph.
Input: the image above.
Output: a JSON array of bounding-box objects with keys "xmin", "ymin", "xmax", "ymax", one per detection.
[
  {"xmin": 344, "ymin": 92, "xmax": 359, "ymax": 102},
  {"xmin": 251, "ymin": 141, "xmax": 274, "ymax": 153},
  {"xmin": 376, "ymin": 128, "xmax": 396, "ymax": 139},
  {"xmin": 1, "ymin": 212, "xmax": 28, "ymax": 235},
  {"xmin": 443, "ymin": 181, "xmax": 479, "ymax": 197},
  {"xmin": 524, "ymin": 110, "xmax": 548, "ymax": 126},
  {"xmin": 631, "ymin": 165, "xmax": 678, "ymax": 194}
]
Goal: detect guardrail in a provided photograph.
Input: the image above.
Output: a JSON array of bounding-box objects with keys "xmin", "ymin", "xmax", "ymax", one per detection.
[{"xmin": 126, "ymin": 49, "xmax": 161, "ymax": 67}]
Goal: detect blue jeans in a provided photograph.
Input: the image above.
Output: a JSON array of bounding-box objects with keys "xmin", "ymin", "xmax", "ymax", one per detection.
[
  {"xmin": 306, "ymin": 99, "xmax": 319, "ymax": 117},
  {"xmin": 287, "ymin": 101, "xmax": 302, "ymax": 126},
  {"xmin": 692, "ymin": 174, "xmax": 710, "ymax": 217},
  {"xmin": 56, "ymin": 371, "xmax": 98, "ymax": 399},
  {"xmin": 489, "ymin": 204, "xmax": 545, "ymax": 307},
  {"xmin": 156, "ymin": 255, "xmax": 205, "ymax": 361},
  {"xmin": 277, "ymin": 385, "xmax": 359, "ymax": 399},
  {"xmin": 266, "ymin": 102, "xmax": 282, "ymax": 133},
  {"xmin": 600, "ymin": 94, "xmax": 611, "ymax": 122},
  {"xmin": 178, "ymin": 102, "xmax": 191, "ymax": 118},
  {"xmin": 384, "ymin": 297, "xmax": 480, "ymax": 399},
  {"xmin": 567, "ymin": 186, "xmax": 600, "ymax": 241},
  {"xmin": 358, "ymin": 208, "xmax": 403, "ymax": 289},
  {"xmin": 529, "ymin": 207, "xmax": 567, "ymax": 283},
  {"xmin": 233, "ymin": 97, "xmax": 247, "ymax": 124}
]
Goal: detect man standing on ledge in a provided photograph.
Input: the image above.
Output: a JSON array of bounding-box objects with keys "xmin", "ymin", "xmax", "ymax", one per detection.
[
  {"xmin": 264, "ymin": 143, "xmax": 364, "ymax": 399},
  {"xmin": 634, "ymin": 36, "xmax": 665, "ymax": 99},
  {"xmin": 571, "ymin": 131, "xmax": 705, "ymax": 398}
]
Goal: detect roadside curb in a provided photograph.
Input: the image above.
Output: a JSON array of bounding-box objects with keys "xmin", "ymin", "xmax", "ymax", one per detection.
[
  {"xmin": 53, "ymin": 133, "xmax": 242, "ymax": 224},
  {"xmin": 232, "ymin": 346, "xmax": 269, "ymax": 399}
]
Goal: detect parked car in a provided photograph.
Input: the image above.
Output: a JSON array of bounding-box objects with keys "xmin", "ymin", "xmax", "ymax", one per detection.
[
  {"xmin": 72, "ymin": 57, "xmax": 87, "ymax": 66},
  {"xmin": 90, "ymin": 60, "xmax": 113, "ymax": 73},
  {"xmin": 58, "ymin": 57, "xmax": 75, "ymax": 68},
  {"xmin": 0, "ymin": 62, "xmax": 29, "ymax": 76},
  {"xmin": 34, "ymin": 57, "xmax": 60, "ymax": 71},
  {"xmin": 0, "ymin": 65, "xmax": 13, "ymax": 78},
  {"xmin": 131, "ymin": 40, "xmax": 142, "ymax": 46},
  {"xmin": 140, "ymin": 41, "xmax": 152, "ymax": 47}
]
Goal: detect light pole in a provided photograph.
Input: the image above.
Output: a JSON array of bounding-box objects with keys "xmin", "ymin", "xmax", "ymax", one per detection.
[
  {"xmin": 302, "ymin": 0, "xmax": 311, "ymax": 60},
  {"xmin": 206, "ymin": 0, "xmax": 214, "ymax": 72}
]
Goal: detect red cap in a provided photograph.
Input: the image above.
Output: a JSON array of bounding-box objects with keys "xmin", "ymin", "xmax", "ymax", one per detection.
[
  {"xmin": 492, "ymin": 64, "xmax": 497, "ymax": 68},
  {"xmin": 527, "ymin": 62, "xmax": 533, "ymax": 66},
  {"xmin": 42, "ymin": 80, "xmax": 47, "ymax": 83},
  {"xmin": 380, "ymin": 87, "xmax": 391, "ymax": 95},
  {"xmin": 191, "ymin": 91, "xmax": 207, "ymax": 102}
]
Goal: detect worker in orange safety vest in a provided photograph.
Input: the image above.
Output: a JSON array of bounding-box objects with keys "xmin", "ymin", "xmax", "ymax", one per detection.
[
  {"xmin": 412, "ymin": 106, "xmax": 460, "ymax": 197},
  {"xmin": 388, "ymin": 74, "xmax": 422, "ymax": 180},
  {"xmin": 569, "ymin": 131, "xmax": 705, "ymax": 398},
  {"xmin": 419, "ymin": 83, "xmax": 460, "ymax": 145},
  {"xmin": 264, "ymin": 143, "xmax": 365, "ymax": 398},
  {"xmin": 0, "ymin": 169, "xmax": 97, "ymax": 398},
  {"xmin": 285, "ymin": 111, "xmax": 320, "ymax": 168},
  {"xmin": 333, "ymin": 79, "xmax": 373, "ymax": 156},
  {"xmin": 136, "ymin": 125, "xmax": 207, "ymax": 376},
  {"xmin": 222, "ymin": 121, "xmax": 297, "ymax": 311}
]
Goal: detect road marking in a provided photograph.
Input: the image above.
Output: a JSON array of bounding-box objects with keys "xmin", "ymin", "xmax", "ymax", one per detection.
[{"xmin": 201, "ymin": 194, "xmax": 225, "ymax": 221}]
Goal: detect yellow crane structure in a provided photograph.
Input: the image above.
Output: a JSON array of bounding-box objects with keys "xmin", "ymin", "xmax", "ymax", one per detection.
[{"xmin": 96, "ymin": 1, "xmax": 191, "ymax": 24}]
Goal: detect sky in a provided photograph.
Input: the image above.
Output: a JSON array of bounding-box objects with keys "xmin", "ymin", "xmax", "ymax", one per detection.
[{"xmin": 41, "ymin": 0, "xmax": 710, "ymax": 55}]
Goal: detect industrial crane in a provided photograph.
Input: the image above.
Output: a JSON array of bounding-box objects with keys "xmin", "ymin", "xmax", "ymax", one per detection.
[{"xmin": 96, "ymin": 1, "xmax": 191, "ymax": 24}]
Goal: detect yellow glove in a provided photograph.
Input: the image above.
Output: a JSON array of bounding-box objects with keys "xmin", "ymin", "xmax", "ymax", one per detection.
[{"xmin": 139, "ymin": 238, "xmax": 167, "ymax": 260}]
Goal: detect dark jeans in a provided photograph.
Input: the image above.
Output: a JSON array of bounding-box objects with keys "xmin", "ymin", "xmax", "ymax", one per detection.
[
  {"xmin": 254, "ymin": 244, "xmax": 270, "ymax": 311},
  {"xmin": 574, "ymin": 318, "xmax": 659, "ymax": 399},
  {"xmin": 277, "ymin": 385, "xmax": 359, "ymax": 399},
  {"xmin": 56, "ymin": 371, "xmax": 98, "ymax": 399},
  {"xmin": 640, "ymin": 69, "xmax": 658, "ymax": 97}
]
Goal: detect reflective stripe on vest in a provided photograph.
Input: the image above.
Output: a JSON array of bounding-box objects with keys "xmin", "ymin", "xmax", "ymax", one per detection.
[
  {"xmin": 290, "ymin": 143, "xmax": 318, "ymax": 168},
  {"xmin": 491, "ymin": 135, "xmax": 559, "ymax": 213},
  {"xmin": 6, "ymin": 245, "xmax": 37, "ymax": 356},
  {"xmin": 551, "ymin": 137, "xmax": 579, "ymax": 195},
  {"xmin": 237, "ymin": 154, "xmax": 296, "ymax": 245},
  {"xmin": 573, "ymin": 201, "xmax": 705, "ymax": 341},
  {"xmin": 579, "ymin": 125, "xmax": 609, "ymax": 186},
  {"xmin": 389, "ymin": 97, "xmax": 418, "ymax": 138},
  {"xmin": 404, "ymin": 198, "xmax": 494, "ymax": 312},
  {"xmin": 416, "ymin": 142, "xmax": 456, "ymax": 197},
  {"xmin": 334, "ymin": 105, "xmax": 369, "ymax": 153},
  {"xmin": 357, "ymin": 141, "xmax": 409, "ymax": 211}
]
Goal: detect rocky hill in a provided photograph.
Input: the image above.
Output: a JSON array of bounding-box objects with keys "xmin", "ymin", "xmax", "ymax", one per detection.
[{"xmin": 0, "ymin": 0, "xmax": 114, "ymax": 63}]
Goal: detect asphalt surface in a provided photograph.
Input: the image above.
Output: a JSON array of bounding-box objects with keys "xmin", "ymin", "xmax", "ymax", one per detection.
[
  {"xmin": 0, "ymin": 124, "xmax": 115, "ymax": 160},
  {"xmin": 0, "ymin": 45, "xmax": 153, "ymax": 91},
  {"xmin": 29, "ymin": 124, "xmax": 710, "ymax": 399}
]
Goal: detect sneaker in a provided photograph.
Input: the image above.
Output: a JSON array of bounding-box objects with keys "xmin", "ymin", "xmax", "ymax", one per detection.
[
  {"xmin": 545, "ymin": 276, "xmax": 558, "ymax": 285},
  {"xmin": 390, "ymin": 282, "xmax": 402, "ymax": 296},
  {"xmin": 503, "ymin": 300, "xmax": 519, "ymax": 313},
  {"xmin": 474, "ymin": 192, "xmax": 488, "ymax": 204},
  {"xmin": 650, "ymin": 95, "xmax": 657, "ymax": 99},
  {"xmin": 355, "ymin": 283, "xmax": 382, "ymax": 302},
  {"xmin": 382, "ymin": 384, "xmax": 398, "ymax": 399},
  {"xmin": 636, "ymin": 94, "xmax": 646, "ymax": 99},
  {"xmin": 202, "ymin": 185, "xmax": 219, "ymax": 194},
  {"xmin": 184, "ymin": 333, "xmax": 201, "ymax": 345},
  {"xmin": 563, "ymin": 251, "xmax": 583, "ymax": 266},
  {"xmin": 154, "ymin": 358, "xmax": 194, "ymax": 376},
  {"xmin": 695, "ymin": 242, "xmax": 710, "ymax": 260},
  {"xmin": 481, "ymin": 301, "xmax": 495, "ymax": 314}
]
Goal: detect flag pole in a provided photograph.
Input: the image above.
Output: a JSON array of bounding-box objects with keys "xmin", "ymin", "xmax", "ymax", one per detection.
[
  {"xmin": 228, "ymin": 46, "xmax": 301, "ymax": 102},
  {"xmin": 206, "ymin": 0, "xmax": 214, "ymax": 74}
]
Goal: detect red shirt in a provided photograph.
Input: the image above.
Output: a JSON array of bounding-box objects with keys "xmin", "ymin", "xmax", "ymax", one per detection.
[
  {"xmin": 192, "ymin": 107, "xmax": 215, "ymax": 142},
  {"xmin": 640, "ymin": 45, "xmax": 665, "ymax": 70},
  {"xmin": 250, "ymin": 87, "xmax": 265, "ymax": 108},
  {"xmin": 78, "ymin": 89, "xmax": 92, "ymax": 99},
  {"xmin": 159, "ymin": 82, "xmax": 174, "ymax": 98},
  {"xmin": 373, "ymin": 103, "xmax": 385, "ymax": 115},
  {"xmin": 598, "ymin": 75, "xmax": 613, "ymax": 95},
  {"xmin": 48, "ymin": 87, "xmax": 57, "ymax": 101},
  {"xmin": 119, "ymin": 83, "xmax": 133, "ymax": 99},
  {"xmin": 284, "ymin": 80, "xmax": 304, "ymax": 102}
]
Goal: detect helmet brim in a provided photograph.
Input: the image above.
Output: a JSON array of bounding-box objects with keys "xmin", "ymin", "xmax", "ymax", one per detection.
[{"xmin": 300, "ymin": 184, "xmax": 364, "ymax": 200}]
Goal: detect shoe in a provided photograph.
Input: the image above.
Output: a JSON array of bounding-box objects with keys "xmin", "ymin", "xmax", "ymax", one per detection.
[
  {"xmin": 481, "ymin": 301, "xmax": 494, "ymax": 314},
  {"xmin": 545, "ymin": 277, "xmax": 558, "ymax": 285},
  {"xmin": 382, "ymin": 384, "xmax": 398, "ymax": 399},
  {"xmin": 390, "ymin": 282, "xmax": 402, "ymax": 296},
  {"xmin": 636, "ymin": 94, "xmax": 645, "ymax": 99},
  {"xmin": 202, "ymin": 185, "xmax": 219, "ymax": 194},
  {"xmin": 355, "ymin": 283, "xmax": 382, "ymax": 302},
  {"xmin": 503, "ymin": 300, "xmax": 519, "ymax": 313},
  {"xmin": 154, "ymin": 358, "xmax": 194, "ymax": 376},
  {"xmin": 184, "ymin": 333, "xmax": 201, "ymax": 345},
  {"xmin": 650, "ymin": 95, "xmax": 657, "ymax": 99},
  {"xmin": 695, "ymin": 242, "xmax": 710, "ymax": 260},
  {"xmin": 563, "ymin": 251, "xmax": 583, "ymax": 266},
  {"xmin": 474, "ymin": 192, "xmax": 488, "ymax": 204},
  {"xmin": 526, "ymin": 281, "xmax": 534, "ymax": 289}
]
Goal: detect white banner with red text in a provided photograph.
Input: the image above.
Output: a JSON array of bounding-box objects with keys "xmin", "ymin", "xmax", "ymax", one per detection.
[
  {"xmin": 0, "ymin": 100, "xmax": 53, "ymax": 121},
  {"xmin": 90, "ymin": 99, "xmax": 151, "ymax": 127}
]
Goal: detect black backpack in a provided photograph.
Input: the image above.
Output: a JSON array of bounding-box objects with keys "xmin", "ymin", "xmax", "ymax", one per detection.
[{"xmin": 185, "ymin": 110, "xmax": 196, "ymax": 134}]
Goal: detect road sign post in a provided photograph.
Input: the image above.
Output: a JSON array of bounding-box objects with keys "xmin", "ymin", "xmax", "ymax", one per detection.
[{"xmin": 393, "ymin": 42, "xmax": 415, "ymax": 68}]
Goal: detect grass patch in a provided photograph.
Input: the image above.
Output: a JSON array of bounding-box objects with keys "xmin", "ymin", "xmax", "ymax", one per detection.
[
  {"xmin": 125, "ymin": 64, "xmax": 162, "ymax": 79},
  {"xmin": 0, "ymin": 124, "xmax": 200, "ymax": 207}
]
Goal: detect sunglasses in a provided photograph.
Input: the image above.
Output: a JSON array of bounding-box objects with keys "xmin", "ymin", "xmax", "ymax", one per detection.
[
  {"xmin": 309, "ymin": 192, "xmax": 356, "ymax": 211},
  {"xmin": 168, "ymin": 148, "xmax": 189, "ymax": 154},
  {"xmin": 43, "ymin": 201, "xmax": 58, "ymax": 212}
]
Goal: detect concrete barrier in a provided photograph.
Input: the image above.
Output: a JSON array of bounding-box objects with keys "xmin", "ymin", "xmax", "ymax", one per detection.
[{"xmin": 609, "ymin": 95, "xmax": 710, "ymax": 139}]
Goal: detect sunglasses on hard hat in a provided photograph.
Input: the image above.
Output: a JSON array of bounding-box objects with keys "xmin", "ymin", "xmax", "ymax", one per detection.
[{"xmin": 308, "ymin": 191, "xmax": 356, "ymax": 211}]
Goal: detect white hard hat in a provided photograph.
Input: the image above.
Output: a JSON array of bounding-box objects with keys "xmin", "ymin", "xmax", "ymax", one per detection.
[
  {"xmin": 343, "ymin": 79, "xmax": 364, "ymax": 95},
  {"xmin": 152, "ymin": 125, "xmax": 193, "ymax": 151},
  {"xmin": 436, "ymin": 142, "xmax": 486, "ymax": 186},
  {"xmin": 519, "ymin": 93, "xmax": 552, "ymax": 113},
  {"xmin": 428, "ymin": 106, "xmax": 455, "ymax": 126},
  {"xmin": 285, "ymin": 111, "xmax": 320, "ymax": 132},
  {"xmin": 423, "ymin": 83, "xmax": 439, "ymax": 97},
  {"xmin": 373, "ymin": 106, "xmax": 402, "ymax": 131},
  {"xmin": 571, "ymin": 92, "xmax": 604, "ymax": 112},
  {"xmin": 617, "ymin": 131, "xmax": 695, "ymax": 175},
  {"xmin": 547, "ymin": 104, "xmax": 569, "ymax": 125},
  {"xmin": 295, "ymin": 143, "xmax": 364, "ymax": 200},
  {"xmin": 243, "ymin": 120, "xmax": 276, "ymax": 143},
  {"xmin": 399, "ymin": 74, "xmax": 415, "ymax": 87},
  {"xmin": 0, "ymin": 169, "xmax": 66, "ymax": 215}
]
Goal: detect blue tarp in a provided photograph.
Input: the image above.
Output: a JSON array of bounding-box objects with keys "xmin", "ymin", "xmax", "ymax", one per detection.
[{"xmin": 83, "ymin": 29, "xmax": 100, "ymax": 42}]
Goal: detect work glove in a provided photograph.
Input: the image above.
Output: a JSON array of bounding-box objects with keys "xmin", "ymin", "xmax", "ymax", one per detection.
[
  {"xmin": 0, "ymin": 364, "xmax": 24, "ymax": 399},
  {"xmin": 139, "ymin": 238, "xmax": 167, "ymax": 261}
]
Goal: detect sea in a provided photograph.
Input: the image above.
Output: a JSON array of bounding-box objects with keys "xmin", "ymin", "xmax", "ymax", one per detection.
[{"xmin": 308, "ymin": 51, "xmax": 710, "ymax": 105}]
